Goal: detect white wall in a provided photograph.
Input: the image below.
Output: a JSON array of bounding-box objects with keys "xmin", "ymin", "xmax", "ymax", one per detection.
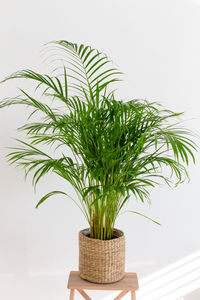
[{"xmin": 0, "ymin": 0, "xmax": 200, "ymax": 299}]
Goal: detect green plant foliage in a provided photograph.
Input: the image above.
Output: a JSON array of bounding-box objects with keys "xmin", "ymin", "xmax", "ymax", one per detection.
[{"xmin": 0, "ymin": 40, "xmax": 198, "ymax": 240}]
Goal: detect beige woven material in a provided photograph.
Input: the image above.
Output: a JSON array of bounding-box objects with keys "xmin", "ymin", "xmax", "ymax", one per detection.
[{"xmin": 79, "ymin": 228, "xmax": 125, "ymax": 283}]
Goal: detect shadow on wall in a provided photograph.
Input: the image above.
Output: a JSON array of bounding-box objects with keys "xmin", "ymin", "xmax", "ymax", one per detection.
[{"xmin": 103, "ymin": 250, "xmax": 200, "ymax": 300}]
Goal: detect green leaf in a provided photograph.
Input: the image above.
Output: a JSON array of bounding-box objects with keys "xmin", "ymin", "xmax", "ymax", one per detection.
[
  {"xmin": 35, "ymin": 191, "xmax": 68, "ymax": 208},
  {"xmin": 129, "ymin": 211, "xmax": 161, "ymax": 225},
  {"xmin": 1, "ymin": 39, "xmax": 197, "ymax": 240}
]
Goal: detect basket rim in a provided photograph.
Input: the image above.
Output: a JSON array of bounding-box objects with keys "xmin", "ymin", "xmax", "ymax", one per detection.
[{"xmin": 79, "ymin": 228, "xmax": 124, "ymax": 242}]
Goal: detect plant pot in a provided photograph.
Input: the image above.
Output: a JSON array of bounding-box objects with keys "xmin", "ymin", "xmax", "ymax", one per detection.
[{"xmin": 79, "ymin": 228, "xmax": 125, "ymax": 283}]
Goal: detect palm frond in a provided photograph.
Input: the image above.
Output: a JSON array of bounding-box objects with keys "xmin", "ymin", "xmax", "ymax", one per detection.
[
  {"xmin": 45, "ymin": 40, "xmax": 122, "ymax": 100},
  {"xmin": 0, "ymin": 40, "xmax": 198, "ymax": 240}
]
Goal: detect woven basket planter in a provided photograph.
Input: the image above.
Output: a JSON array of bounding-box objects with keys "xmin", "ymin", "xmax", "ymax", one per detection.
[{"xmin": 79, "ymin": 228, "xmax": 125, "ymax": 283}]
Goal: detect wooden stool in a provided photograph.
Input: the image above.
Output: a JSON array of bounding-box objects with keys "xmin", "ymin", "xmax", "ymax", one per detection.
[{"xmin": 67, "ymin": 271, "xmax": 139, "ymax": 300}]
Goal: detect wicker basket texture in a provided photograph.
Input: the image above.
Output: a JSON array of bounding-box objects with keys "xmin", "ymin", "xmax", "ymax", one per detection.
[{"xmin": 79, "ymin": 228, "xmax": 125, "ymax": 283}]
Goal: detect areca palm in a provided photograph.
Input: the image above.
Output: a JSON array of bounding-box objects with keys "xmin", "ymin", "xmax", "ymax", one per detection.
[{"xmin": 0, "ymin": 40, "xmax": 197, "ymax": 240}]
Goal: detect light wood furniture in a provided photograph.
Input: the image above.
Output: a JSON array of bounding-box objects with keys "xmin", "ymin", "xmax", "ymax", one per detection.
[{"xmin": 67, "ymin": 271, "xmax": 139, "ymax": 299}]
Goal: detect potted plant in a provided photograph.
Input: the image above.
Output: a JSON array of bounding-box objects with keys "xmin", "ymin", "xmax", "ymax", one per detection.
[{"xmin": 0, "ymin": 40, "xmax": 197, "ymax": 283}]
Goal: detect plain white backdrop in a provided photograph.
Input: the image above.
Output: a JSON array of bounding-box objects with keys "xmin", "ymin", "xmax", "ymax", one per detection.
[{"xmin": 0, "ymin": 0, "xmax": 200, "ymax": 299}]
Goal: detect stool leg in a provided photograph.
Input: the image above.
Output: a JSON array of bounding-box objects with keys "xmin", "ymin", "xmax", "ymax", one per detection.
[
  {"xmin": 114, "ymin": 290, "xmax": 129, "ymax": 300},
  {"xmin": 131, "ymin": 291, "xmax": 136, "ymax": 300},
  {"xmin": 77, "ymin": 289, "xmax": 91, "ymax": 300},
  {"xmin": 70, "ymin": 289, "xmax": 75, "ymax": 300}
]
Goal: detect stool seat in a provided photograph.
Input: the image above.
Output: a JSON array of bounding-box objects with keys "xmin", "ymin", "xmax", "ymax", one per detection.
[{"xmin": 67, "ymin": 271, "xmax": 139, "ymax": 299}]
